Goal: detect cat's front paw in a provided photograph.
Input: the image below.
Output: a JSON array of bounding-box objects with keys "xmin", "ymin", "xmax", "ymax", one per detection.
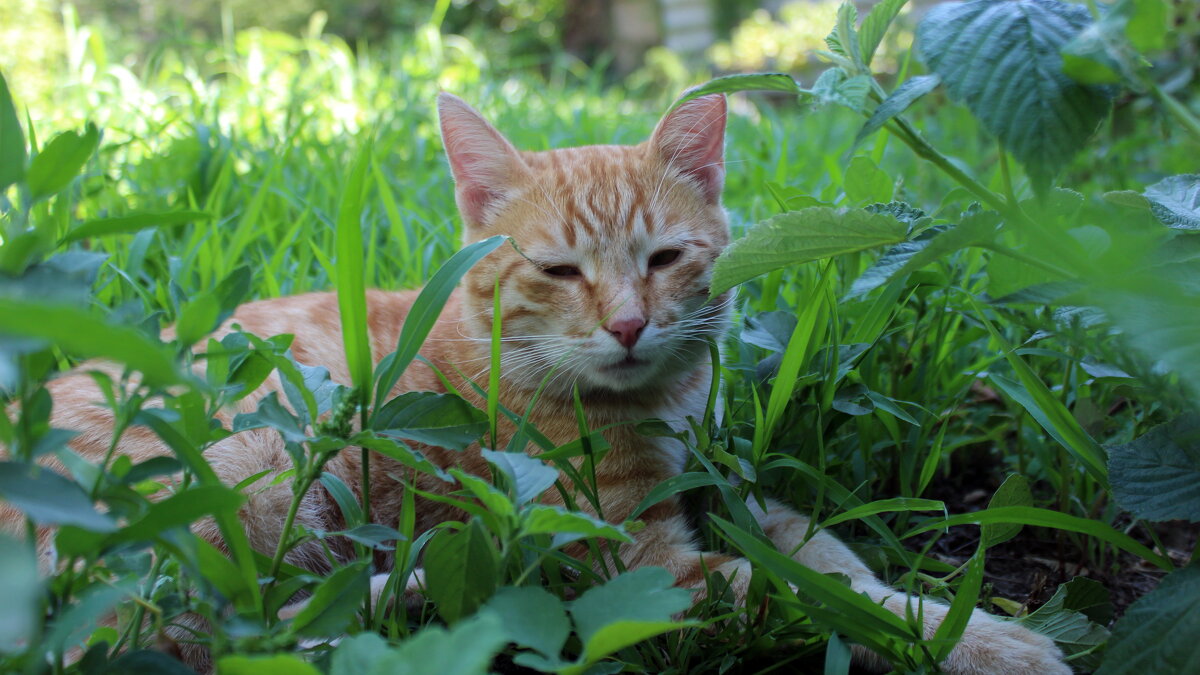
[{"xmin": 942, "ymin": 609, "xmax": 1070, "ymax": 675}]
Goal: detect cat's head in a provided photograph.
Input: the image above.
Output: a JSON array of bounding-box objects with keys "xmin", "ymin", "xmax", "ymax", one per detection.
[{"xmin": 438, "ymin": 93, "xmax": 731, "ymax": 397}]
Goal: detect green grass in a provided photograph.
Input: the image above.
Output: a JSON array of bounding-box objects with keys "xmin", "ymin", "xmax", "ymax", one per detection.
[{"xmin": 1, "ymin": 5, "xmax": 1198, "ymax": 674}]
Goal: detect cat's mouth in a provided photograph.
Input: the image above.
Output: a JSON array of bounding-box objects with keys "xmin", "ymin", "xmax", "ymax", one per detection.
[{"xmin": 601, "ymin": 355, "xmax": 647, "ymax": 372}]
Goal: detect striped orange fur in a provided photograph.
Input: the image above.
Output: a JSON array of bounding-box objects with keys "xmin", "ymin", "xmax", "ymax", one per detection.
[{"xmin": 3, "ymin": 93, "xmax": 1068, "ymax": 674}]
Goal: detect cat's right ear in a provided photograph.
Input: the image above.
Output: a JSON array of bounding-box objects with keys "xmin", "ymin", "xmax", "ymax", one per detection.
[{"xmin": 438, "ymin": 93, "xmax": 527, "ymax": 229}]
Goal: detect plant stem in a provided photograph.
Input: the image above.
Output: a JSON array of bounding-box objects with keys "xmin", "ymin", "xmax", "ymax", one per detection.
[
  {"xmin": 269, "ymin": 485, "xmax": 306, "ymax": 584},
  {"xmin": 1148, "ymin": 81, "xmax": 1200, "ymax": 143}
]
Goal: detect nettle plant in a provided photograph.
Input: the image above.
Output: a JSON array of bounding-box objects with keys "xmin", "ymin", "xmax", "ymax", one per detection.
[{"xmin": 690, "ymin": 0, "xmax": 1199, "ymax": 670}]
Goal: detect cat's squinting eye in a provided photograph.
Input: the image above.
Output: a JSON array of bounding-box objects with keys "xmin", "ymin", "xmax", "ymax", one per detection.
[
  {"xmin": 542, "ymin": 264, "xmax": 582, "ymax": 278},
  {"xmin": 648, "ymin": 249, "xmax": 682, "ymax": 269}
]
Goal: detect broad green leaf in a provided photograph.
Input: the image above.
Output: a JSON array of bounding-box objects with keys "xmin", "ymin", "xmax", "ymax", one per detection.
[
  {"xmin": 372, "ymin": 392, "xmax": 487, "ymax": 451},
  {"xmin": 175, "ymin": 291, "xmax": 221, "ymax": 348},
  {"xmin": 27, "ymin": 124, "xmax": 99, "ymax": 200},
  {"xmin": 903, "ymin": 506, "xmax": 1172, "ymax": 570},
  {"xmin": 0, "ymin": 536, "xmax": 40, "ymax": 651},
  {"xmin": 1018, "ymin": 578, "xmax": 1110, "ymax": 669},
  {"xmin": 102, "ymin": 650, "xmax": 199, "ymax": 675},
  {"xmin": 233, "ymin": 392, "xmax": 307, "ymax": 444},
  {"xmin": 330, "ymin": 523, "xmax": 405, "ymax": 550},
  {"xmin": 519, "ymin": 504, "xmax": 631, "ymax": 543},
  {"xmin": 424, "ymin": 519, "xmax": 499, "ymax": 623},
  {"xmin": 1125, "ymin": 0, "xmax": 1168, "ymax": 52},
  {"xmin": 42, "ymin": 585, "xmax": 126, "ymax": 653},
  {"xmin": 982, "ymin": 473, "xmax": 1033, "ymax": 547},
  {"xmin": 349, "ymin": 432, "xmax": 451, "ymax": 481},
  {"xmin": 578, "ymin": 620, "xmax": 695, "ymax": 671},
  {"xmin": 1097, "ymin": 564, "xmax": 1200, "ymax": 675},
  {"xmin": 711, "ymin": 207, "xmax": 908, "ymax": 297},
  {"xmin": 809, "ymin": 68, "xmax": 872, "ymax": 112},
  {"xmin": 330, "ymin": 633, "xmax": 390, "ymax": 675},
  {"xmin": 374, "ymin": 235, "xmax": 508, "ymax": 405},
  {"xmin": 451, "ymin": 468, "xmax": 517, "ymax": 521},
  {"xmin": 711, "ymin": 517, "xmax": 913, "ymax": 638},
  {"xmin": 358, "ymin": 611, "xmax": 508, "ymax": 675},
  {"xmin": 670, "ymin": 73, "xmax": 801, "ymax": 111},
  {"xmin": 570, "ymin": 567, "xmax": 692, "ymax": 648},
  {"xmin": 481, "ymin": 449, "xmax": 557, "ymax": 505},
  {"xmin": 0, "ymin": 71, "xmax": 26, "ymax": 191},
  {"xmin": 0, "ymin": 300, "xmax": 180, "ymax": 386},
  {"xmin": 105, "ymin": 484, "xmax": 244, "ymax": 546},
  {"xmin": 218, "ymin": 654, "xmax": 323, "ymax": 675},
  {"xmin": 481, "ymin": 586, "xmax": 570, "ymax": 659},
  {"xmin": 826, "ymin": 2, "xmax": 862, "ymax": 68},
  {"xmin": 1106, "ymin": 415, "xmax": 1200, "ymax": 522},
  {"xmin": 61, "ymin": 210, "xmax": 212, "ymax": 244},
  {"xmin": 917, "ymin": 0, "xmax": 1111, "ymax": 191},
  {"xmin": 628, "ymin": 472, "xmax": 723, "ymax": 520},
  {"xmin": 1143, "ymin": 174, "xmax": 1200, "ymax": 231},
  {"xmin": 820, "ymin": 497, "xmax": 944, "ymax": 528},
  {"xmin": 930, "ymin": 546, "xmax": 985, "ymax": 660},
  {"xmin": 854, "ymin": 75, "xmax": 941, "ymax": 147},
  {"xmin": 859, "ymin": 0, "xmax": 910, "ymax": 66},
  {"xmin": 334, "ymin": 139, "xmax": 373, "ymax": 393},
  {"xmin": 0, "ymin": 462, "xmax": 116, "ymax": 531},
  {"xmin": 287, "ymin": 560, "xmax": 369, "ymax": 637},
  {"xmin": 844, "ymin": 156, "xmax": 894, "ymax": 205}
]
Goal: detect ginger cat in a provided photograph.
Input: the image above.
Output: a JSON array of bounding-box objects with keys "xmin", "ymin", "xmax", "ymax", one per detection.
[{"xmin": 5, "ymin": 93, "xmax": 1069, "ymax": 674}]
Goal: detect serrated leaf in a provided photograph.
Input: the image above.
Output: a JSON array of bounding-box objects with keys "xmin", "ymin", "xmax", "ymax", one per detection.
[
  {"xmin": 670, "ymin": 73, "xmax": 801, "ymax": 111},
  {"xmin": 1143, "ymin": 174, "xmax": 1200, "ymax": 231},
  {"xmin": 917, "ymin": 0, "xmax": 1111, "ymax": 191},
  {"xmin": 860, "ymin": 0, "xmax": 911, "ymax": 66},
  {"xmin": 519, "ymin": 504, "xmax": 631, "ymax": 543},
  {"xmin": 855, "ymin": 75, "xmax": 941, "ymax": 147},
  {"xmin": 826, "ymin": 2, "xmax": 862, "ymax": 67},
  {"xmin": 1018, "ymin": 577, "xmax": 1110, "ymax": 669},
  {"xmin": 481, "ymin": 449, "xmax": 557, "ymax": 505},
  {"xmin": 810, "ymin": 68, "xmax": 872, "ymax": 112},
  {"xmin": 372, "ymin": 392, "xmax": 487, "ymax": 451},
  {"xmin": 482, "ymin": 586, "xmax": 570, "ymax": 659},
  {"xmin": 711, "ymin": 207, "xmax": 908, "ymax": 297},
  {"xmin": 1107, "ymin": 415, "xmax": 1200, "ymax": 522},
  {"xmin": 570, "ymin": 567, "xmax": 692, "ymax": 648},
  {"xmin": 1097, "ymin": 564, "xmax": 1200, "ymax": 675},
  {"xmin": 424, "ymin": 520, "xmax": 499, "ymax": 623},
  {"xmin": 356, "ymin": 611, "xmax": 508, "ymax": 675}
]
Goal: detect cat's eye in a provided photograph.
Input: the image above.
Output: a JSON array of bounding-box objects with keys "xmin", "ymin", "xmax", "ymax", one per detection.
[
  {"xmin": 648, "ymin": 249, "xmax": 682, "ymax": 269},
  {"xmin": 543, "ymin": 264, "xmax": 582, "ymax": 278}
]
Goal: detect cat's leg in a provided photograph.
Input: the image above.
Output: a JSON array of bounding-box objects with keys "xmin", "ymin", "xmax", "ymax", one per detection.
[
  {"xmin": 617, "ymin": 501, "xmax": 756, "ymax": 601},
  {"xmin": 746, "ymin": 498, "xmax": 1070, "ymax": 675}
]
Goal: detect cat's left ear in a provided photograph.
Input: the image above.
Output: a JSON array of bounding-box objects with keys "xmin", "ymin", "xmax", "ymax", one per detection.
[
  {"xmin": 438, "ymin": 93, "xmax": 529, "ymax": 228},
  {"xmin": 650, "ymin": 93, "xmax": 726, "ymax": 205}
]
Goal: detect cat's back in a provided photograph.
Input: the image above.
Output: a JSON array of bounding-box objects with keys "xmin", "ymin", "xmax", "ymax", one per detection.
[{"xmin": 201, "ymin": 288, "xmax": 441, "ymax": 390}]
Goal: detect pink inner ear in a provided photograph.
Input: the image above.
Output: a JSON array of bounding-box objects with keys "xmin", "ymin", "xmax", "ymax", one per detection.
[
  {"xmin": 438, "ymin": 93, "xmax": 523, "ymax": 227},
  {"xmin": 652, "ymin": 94, "xmax": 727, "ymax": 204}
]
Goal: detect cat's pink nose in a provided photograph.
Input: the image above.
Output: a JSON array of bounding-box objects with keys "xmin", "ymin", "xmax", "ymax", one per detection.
[{"xmin": 606, "ymin": 317, "xmax": 646, "ymax": 349}]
